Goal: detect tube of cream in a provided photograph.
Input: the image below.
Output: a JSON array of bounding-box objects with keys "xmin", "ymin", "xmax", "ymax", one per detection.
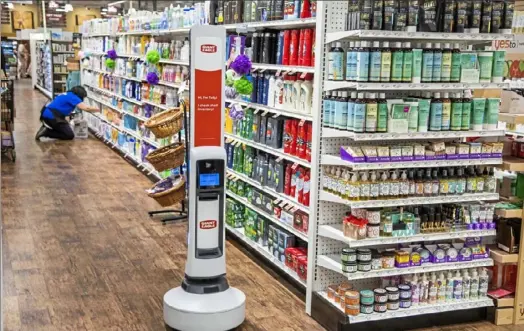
[
  {"xmin": 491, "ymin": 50, "xmax": 506, "ymax": 83},
  {"xmin": 478, "ymin": 51, "xmax": 494, "ymax": 83},
  {"xmin": 484, "ymin": 98, "xmax": 500, "ymax": 130},
  {"xmin": 418, "ymin": 95, "xmax": 431, "ymax": 132},
  {"xmin": 471, "ymin": 98, "xmax": 486, "ymax": 130}
]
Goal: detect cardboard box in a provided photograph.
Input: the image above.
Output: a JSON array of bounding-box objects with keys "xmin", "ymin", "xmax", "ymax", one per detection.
[
  {"xmin": 497, "ymin": 219, "xmax": 520, "ymax": 254},
  {"xmin": 501, "ymin": 90, "xmax": 524, "ymax": 114},
  {"xmin": 494, "ymin": 308, "xmax": 514, "ymax": 325}
]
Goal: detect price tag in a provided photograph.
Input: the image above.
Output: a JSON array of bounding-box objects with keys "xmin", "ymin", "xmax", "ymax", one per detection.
[
  {"xmin": 271, "ymin": 112, "xmax": 280, "ymax": 118},
  {"xmin": 291, "ymin": 162, "xmax": 299, "ymax": 170},
  {"xmin": 300, "ymin": 72, "xmax": 307, "ymax": 79},
  {"xmin": 254, "ymin": 108, "xmax": 261, "ymax": 114},
  {"xmin": 299, "ymin": 119, "xmax": 306, "ymax": 126},
  {"xmin": 279, "ymin": 201, "xmax": 287, "ymax": 208},
  {"xmin": 290, "ymin": 207, "xmax": 298, "ymax": 213},
  {"xmin": 273, "ymin": 198, "xmax": 281, "ymax": 205},
  {"xmin": 262, "ymin": 110, "xmax": 269, "ymax": 117},
  {"xmin": 275, "ymin": 69, "xmax": 281, "ymax": 77},
  {"xmin": 276, "ymin": 156, "xmax": 284, "ymax": 163},
  {"xmin": 259, "ymin": 68, "xmax": 266, "ymax": 73}
]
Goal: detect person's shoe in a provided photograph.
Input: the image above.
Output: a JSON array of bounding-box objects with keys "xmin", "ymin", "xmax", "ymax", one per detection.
[{"xmin": 35, "ymin": 125, "xmax": 47, "ymax": 140}]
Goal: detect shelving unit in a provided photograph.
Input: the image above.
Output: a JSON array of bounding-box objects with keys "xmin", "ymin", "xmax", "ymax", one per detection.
[
  {"xmin": 35, "ymin": 40, "xmax": 53, "ymax": 98},
  {"xmin": 51, "ymin": 39, "xmax": 74, "ymax": 96}
]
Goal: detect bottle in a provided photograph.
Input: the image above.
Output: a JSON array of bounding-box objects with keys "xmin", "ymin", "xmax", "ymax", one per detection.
[
  {"xmin": 432, "ymin": 42, "xmax": 442, "ymax": 82},
  {"xmin": 415, "ymin": 169, "xmax": 425, "ymax": 196},
  {"xmin": 429, "ymin": 92, "xmax": 443, "ymax": 131},
  {"xmin": 328, "ymin": 91, "xmax": 338, "ymax": 127},
  {"xmin": 450, "ymin": 43, "xmax": 461, "ymax": 83},
  {"xmin": 420, "ymin": 273, "xmax": 429, "ymax": 304},
  {"xmin": 328, "ymin": 42, "xmax": 345, "ymax": 81},
  {"xmin": 353, "ymin": 92, "xmax": 366, "ymax": 132},
  {"xmin": 369, "ymin": 41, "xmax": 382, "ymax": 82},
  {"xmin": 300, "ymin": 76, "xmax": 313, "ymax": 113},
  {"xmin": 461, "ymin": 90, "xmax": 472, "ymax": 131},
  {"xmin": 340, "ymin": 171, "xmax": 349, "ymax": 199},
  {"xmin": 422, "ymin": 43, "xmax": 434, "ymax": 83},
  {"xmin": 380, "ymin": 41, "xmax": 392, "ymax": 82},
  {"xmin": 451, "ymin": 92, "xmax": 463, "ymax": 131},
  {"xmin": 334, "ymin": 91, "xmax": 349, "ymax": 130},
  {"xmin": 448, "ymin": 167, "xmax": 456, "ymax": 195},
  {"xmin": 346, "ymin": 41, "xmax": 359, "ymax": 81},
  {"xmin": 356, "ymin": 41, "xmax": 370, "ymax": 82},
  {"xmin": 466, "ymin": 166, "xmax": 477, "ymax": 193},
  {"xmin": 453, "ymin": 270, "xmax": 463, "ymax": 300},
  {"xmin": 486, "ymin": 167, "xmax": 497, "ymax": 193},
  {"xmin": 441, "ymin": 92, "xmax": 451, "ymax": 130},
  {"xmin": 440, "ymin": 169, "xmax": 449, "ymax": 195},
  {"xmin": 365, "ymin": 93, "xmax": 378, "ymax": 132},
  {"xmin": 462, "ymin": 270, "xmax": 471, "ymax": 300},
  {"xmin": 380, "ymin": 171, "xmax": 390, "ymax": 199},
  {"xmin": 346, "ymin": 92, "xmax": 356, "ymax": 131},
  {"xmin": 446, "ymin": 271, "xmax": 454, "ymax": 302},
  {"xmin": 428, "ymin": 273, "xmax": 438, "ymax": 304},
  {"xmin": 432, "ymin": 169, "xmax": 440, "ymax": 196},
  {"xmin": 348, "ymin": 171, "xmax": 361, "ymax": 201},
  {"xmin": 390, "ymin": 171, "xmax": 400, "ymax": 198},
  {"xmin": 180, "ymin": 39, "xmax": 190, "ymax": 61},
  {"xmin": 424, "ymin": 169, "xmax": 433, "ymax": 196},
  {"xmin": 408, "ymin": 169, "xmax": 416, "ymax": 196},
  {"xmin": 456, "ymin": 167, "xmax": 466, "ymax": 195},
  {"xmin": 325, "ymin": 166, "xmax": 335, "ymax": 193},
  {"xmin": 413, "ymin": 207, "xmax": 421, "ymax": 234},
  {"xmin": 470, "ymin": 268, "xmax": 480, "ymax": 299},
  {"xmin": 377, "ymin": 93, "xmax": 388, "ymax": 132},
  {"xmin": 411, "ymin": 274, "xmax": 420, "ymax": 306},
  {"xmin": 402, "ymin": 42, "xmax": 413, "ymax": 83},
  {"xmin": 333, "ymin": 167, "xmax": 342, "ymax": 196},
  {"xmin": 391, "ymin": 42, "xmax": 404, "ymax": 82},
  {"xmin": 360, "ymin": 171, "xmax": 371, "ymax": 200},
  {"xmin": 370, "ymin": 171, "xmax": 380, "ymax": 200},
  {"xmin": 441, "ymin": 43, "xmax": 452, "ymax": 82},
  {"xmin": 400, "ymin": 171, "xmax": 410, "ymax": 197},
  {"xmin": 437, "ymin": 272, "xmax": 447, "ymax": 303},
  {"xmin": 476, "ymin": 167, "xmax": 485, "ymax": 193}
]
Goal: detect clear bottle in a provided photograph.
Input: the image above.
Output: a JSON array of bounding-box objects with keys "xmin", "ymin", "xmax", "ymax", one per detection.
[
  {"xmin": 446, "ymin": 271, "xmax": 454, "ymax": 302},
  {"xmin": 431, "ymin": 169, "xmax": 440, "ymax": 196},
  {"xmin": 348, "ymin": 171, "xmax": 361, "ymax": 201},
  {"xmin": 470, "ymin": 268, "xmax": 480, "ymax": 299},
  {"xmin": 370, "ymin": 171, "xmax": 380, "ymax": 199},
  {"xmin": 334, "ymin": 167, "xmax": 342, "ymax": 196},
  {"xmin": 440, "ymin": 169, "xmax": 449, "ymax": 195},
  {"xmin": 437, "ymin": 271, "xmax": 447, "ymax": 303},
  {"xmin": 390, "ymin": 171, "xmax": 400, "ymax": 198},
  {"xmin": 360, "ymin": 171, "xmax": 371, "ymax": 200},
  {"xmin": 380, "ymin": 171, "xmax": 390, "ymax": 199},
  {"xmin": 462, "ymin": 269, "xmax": 471, "ymax": 300},
  {"xmin": 341, "ymin": 170, "xmax": 350, "ymax": 199},
  {"xmin": 456, "ymin": 167, "xmax": 467, "ymax": 195},
  {"xmin": 408, "ymin": 169, "xmax": 416, "ymax": 196},
  {"xmin": 400, "ymin": 170, "xmax": 410, "ymax": 197},
  {"xmin": 428, "ymin": 273, "xmax": 438, "ymax": 304},
  {"xmin": 485, "ymin": 167, "xmax": 497, "ymax": 193},
  {"xmin": 441, "ymin": 92, "xmax": 451, "ymax": 130},
  {"xmin": 476, "ymin": 167, "xmax": 485, "ymax": 193},
  {"xmin": 413, "ymin": 207, "xmax": 421, "ymax": 234}
]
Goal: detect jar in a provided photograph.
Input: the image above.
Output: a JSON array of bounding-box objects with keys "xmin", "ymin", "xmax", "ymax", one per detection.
[
  {"xmin": 360, "ymin": 304, "xmax": 373, "ymax": 314},
  {"xmin": 374, "ymin": 302, "xmax": 387, "ymax": 313},
  {"xmin": 342, "ymin": 262, "xmax": 357, "ymax": 273},
  {"xmin": 338, "ymin": 283, "xmax": 352, "ymax": 296},
  {"xmin": 398, "ymin": 284, "xmax": 412, "ymax": 299},
  {"xmin": 367, "ymin": 224, "xmax": 380, "ymax": 238},
  {"xmin": 382, "ymin": 252, "xmax": 395, "ymax": 269},
  {"xmin": 340, "ymin": 295, "xmax": 346, "ymax": 309},
  {"xmin": 359, "ymin": 290, "xmax": 374, "ymax": 305},
  {"xmin": 341, "ymin": 248, "xmax": 357, "ymax": 262},
  {"xmin": 386, "ymin": 286, "xmax": 399, "ymax": 301},
  {"xmin": 400, "ymin": 299, "xmax": 412, "ymax": 309},
  {"xmin": 345, "ymin": 290, "xmax": 360, "ymax": 305},
  {"xmin": 373, "ymin": 288, "xmax": 388, "ymax": 303},
  {"xmin": 357, "ymin": 261, "xmax": 371, "ymax": 272},
  {"xmin": 334, "ymin": 293, "xmax": 340, "ymax": 304},
  {"xmin": 366, "ymin": 209, "xmax": 381, "ymax": 225},
  {"xmin": 345, "ymin": 304, "xmax": 360, "ymax": 316},
  {"xmin": 327, "ymin": 285, "xmax": 338, "ymax": 300},
  {"xmin": 387, "ymin": 300, "xmax": 400, "ymax": 310},
  {"xmin": 395, "ymin": 250, "xmax": 410, "ymax": 268},
  {"xmin": 357, "ymin": 248, "xmax": 372, "ymax": 262},
  {"xmin": 380, "ymin": 214, "xmax": 393, "ymax": 237},
  {"xmin": 371, "ymin": 254, "xmax": 382, "ymax": 270}
]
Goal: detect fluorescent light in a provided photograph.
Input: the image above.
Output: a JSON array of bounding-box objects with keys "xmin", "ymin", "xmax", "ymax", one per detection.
[
  {"xmin": 64, "ymin": 3, "xmax": 73, "ymax": 12},
  {"xmin": 101, "ymin": 8, "xmax": 107, "ymax": 11},
  {"xmin": 108, "ymin": 5, "xmax": 117, "ymax": 13},
  {"xmin": 7, "ymin": 3, "xmax": 14, "ymax": 9},
  {"xmin": 55, "ymin": 8, "xmax": 65, "ymax": 11},
  {"xmin": 107, "ymin": 0, "xmax": 125, "ymax": 6}
]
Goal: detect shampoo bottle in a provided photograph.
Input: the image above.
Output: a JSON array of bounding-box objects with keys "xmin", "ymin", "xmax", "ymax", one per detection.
[
  {"xmin": 446, "ymin": 271, "xmax": 454, "ymax": 302},
  {"xmin": 353, "ymin": 92, "xmax": 366, "ymax": 132},
  {"xmin": 391, "ymin": 42, "xmax": 404, "ymax": 82},
  {"xmin": 441, "ymin": 92, "xmax": 451, "ymax": 130},
  {"xmin": 462, "ymin": 90, "xmax": 472, "ymax": 130},
  {"xmin": 377, "ymin": 93, "xmax": 388, "ymax": 132},
  {"xmin": 420, "ymin": 273, "xmax": 429, "ymax": 304},
  {"xmin": 432, "ymin": 42, "xmax": 442, "ymax": 82},
  {"xmin": 422, "ymin": 43, "xmax": 434, "ymax": 83},
  {"xmin": 347, "ymin": 92, "xmax": 356, "ymax": 131},
  {"xmin": 369, "ymin": 41, "xmax": 382, "ymax": 82},
  {"xmin": 462, "ymin": 269, "xmax": 471, "ymax": 300},
  {"xmin": 328, "ymin": 42, "xmax": 345, "ymax": 81},
  {"xmin": 470, "ymin": 268, "xmax": 480, "ymax": 299},
  {"xmin": 428, "ymin": 273, "xmax": 438, "ymax": 304},
  {"xmin": 356, "ymin": 41, "xmax": 370, "ymax": 82},
  {"xmin": 453, "ymin": 270, "xmax": 463, "ymax": 300},
  {"xmin": 441, "ymin": 43, "xmax": 452, "ymax": 82},
  {"xmin": 451, "ymin": 92, "xmax": 463, "ymax": 131},
  {"xmin": 437, "ymin": 271, "xmax": 447, "ymax": 303},
  {"xmin": 429, "ymin": 92, "xmax": 443, "ymax": 131},
  {"xmin": 365, "ymin": 93, "xmax": 378, "ymax": 132},
  {"xmin": 450, "ymin": 43, "xmax": 462, "ymax": 83},
  {"xmin": 402, "ymin": 41, "xmax": 413, "ymax": 82}
]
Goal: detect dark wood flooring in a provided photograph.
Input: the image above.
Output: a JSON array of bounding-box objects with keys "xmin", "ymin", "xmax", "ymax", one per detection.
[{"xmin": 2, "ymin": 79, "xmax": 524, "ymax": 331}]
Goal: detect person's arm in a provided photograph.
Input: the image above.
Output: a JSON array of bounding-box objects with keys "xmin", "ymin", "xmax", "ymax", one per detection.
[{"xmin": 76, "ymin": 102, "xmax": 99, "ymax": 113}]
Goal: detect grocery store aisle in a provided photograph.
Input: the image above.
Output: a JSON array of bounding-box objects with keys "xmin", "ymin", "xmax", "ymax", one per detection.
[{"xmin": 1, "ymin": 79, "xmax": 322, "ymax": 331}]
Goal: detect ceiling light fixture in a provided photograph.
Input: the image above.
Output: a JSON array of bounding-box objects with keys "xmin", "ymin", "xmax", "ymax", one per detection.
[
  {"xmin": 7, "ymin": 3, "xmax": 14, "ymax": 9},
  {"xmin": 64, "ymin": 4, "xmax": 73, "ymax": 12},
  {"xmin": 107, "ymin": 0, "xmax": 125, "ymax": 6}
]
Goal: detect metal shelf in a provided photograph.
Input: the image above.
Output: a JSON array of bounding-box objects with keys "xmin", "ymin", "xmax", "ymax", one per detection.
[
  {"xmin": 84, "ymin": 84, "xmax": 143, "ymax": 106},
  {"xmin": 324, "ymin": 81, "xmax": 509, "ymax": 92},
  {"xmin": 226, "ymin": 168, "xmax": 309, "ymax": 214},
  {"xmin": 318, "ymin": 254, "xmax": 493, "ymax": 280},
  {"xmin": 322, "ymin": 127, "xmax": 505, "ymax": 140},
  {"xmin": 87, "ymin": 95, "xmax": 148, "ymax": 122},
  {"xmin": 89, "ymin": 113, "xmax": 160, "ymax": 148},
  {"xmin": 158, "ymin": 59, "xmax": 189, "ymax": 66},
  {"xmin": 225, "ymin": 225, "xmax": 306, "ymax": 287},
  {"xmin": 321, "ymin": 154, "xmax": 502, "ymax": 170},
  {"xmin": 223, "ymin": 17, "xmax": 316, "ymax": 31},
  {"xmin": 325, "ymin": 30, "xmax": 514, "ymax": 44},
  {"xmin": 225, "ymin": 99, "xmax": 313, "ymax": 121},
  {"xmin": 224, "ymin": 133, "xmax": 310, "ymax": 168},
  {"xmin": 251, "ymin": 63, "xmax": 315, "ymax": 73},
  {"xmin": 320, "ymin": 190, "xmax": 499, "ymax": 208},
  {"xmin": 226, "ymin": 190, "xmax": 308, "ymax": 241},
  {"xmin": 317, "ymin": 291, "xmax": 493, "ymax": 324},
  {"xmin": 318, "ymin": 223, "xmax": 497, "ymax": 248}
]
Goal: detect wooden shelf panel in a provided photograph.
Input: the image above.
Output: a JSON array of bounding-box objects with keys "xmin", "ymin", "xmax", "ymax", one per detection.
[
  {"xmin": 496, "ymin": 208, "xmax": 523, "ymax": 218},
  {"xmin": 490, "ymin": 247, "xmax": 519, "ymax": 264}
]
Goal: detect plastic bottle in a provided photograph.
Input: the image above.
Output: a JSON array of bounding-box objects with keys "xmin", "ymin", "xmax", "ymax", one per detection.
[
  {"xmin": 428, "ymin": 273, "xmax": 438, "ymax": 304},
  {"xmin": 402, "ymin": 42, "xmax": 413, "ymax": 83},
  {"xmin": 453, "ymin": 270, "xmax": 463, "ymax": 300},
  {"xmin": 299, "ymin": 76, "xmax": 313, "ymax": 113},
  {"xmin": 180, "ymin": 39, "xmax": 190, "ymax": 61},
  {"xmin": 451, "ymin": 92, "xmax": 463, "ymax": 131},
  {"xmin": 292, "ymin": 78, "xmax": 303, "ymax": 111},
  {"xmin": 328, "ymin": 91, "xmax": 338, "ymax": 128},
  {"xmin": 391, "ymin": 42, "xmax": 404, "ymax": 82},
  {"xmin": 411, "ymin": 274, "xmax": 420, "ymax": 306},
  {"xmin": 448, "ymin": 168, "xmax": 456, "ymax": 195},
  {"xmin": 380, "ymin": 41, "xmax": 392, "ymax": 82},
  {"xmin": 420, "ymin": 273, "xmax": 429, "ymax": 304},
  {"xmin": 323, "ymin": 92, "xmax": 332, "ymax": 127},
  {"xmin": 441, "ymin": 43, "xmax": 452, "ymax": 82},
  {"xmin": 461, "ymin": 91, "xmax": 472, "ymax": 130},
  {"xmin": 333, "ymin": 91, "xmax": 346, "ymax": 129},
  {"xmin": 400, "ymin": 171, "xmax": 409, "ymax": 197},
  {"xmin": 432, "ymin": 42, "xmax": 442, "ymax": 82},
  {"xmin": 369, "ymin": 41, "xmax": 382, "ymax": 82},
  {"xmin": 380, "ymin": 171, "xmax": 390, "ymax": 198},
  {"xmin": 456, "ymin": 167, "xmax": 467, "ymax": 195},
  {"xmin": 462, "ymin": 270, "xmax": 471, "ymax": 300},
  {"xmin": 486, "ymin": 167, "xmax": 497, "ymax": 193},
  {"xmin": 370, "ymin": 171, "xmax": 380, "ymax": 200},
  {"xmin": 328, "ymin": 42, "xmax": 345, "ymax": 81},
  {"xmin": 349, "ymin": 172, "xmax": 360, "ymax": 201},
  {"xmin": 441, "ymin": 92, "xmax": 451, "ymax": 130},
  {"xmin": 377, "ymin": 93, "xmax": 388, "ymax": 132},
  {"xmin": 446, "ymin": 271, "xmax": 454, "ymax": 301},
  {"xmin": 268, "ymin": 75, "xmax": 277, "ymax": 107},
  {"xmin": 450, "ymin": 43, "xmax": 462, "ymax": 83},
  {"xmin": 390, "ymin": 171, "xmax": 400, "ymax": 198},
  {"xmin": 345, "ymin": 41, "xmax": 357, "ymax": 81},
  {"xmin": 429, "ymin": 92, "xmax": 442, "ymax": 131},
  {"xmin": 422, "ymin": 43, "xmax": 434, "ymax": 83},
  {"xmin": 476, "ymin": 167, "xmax": 485, "ymax": 193},
  {"xmin": 356, "ymin": 41, "xmax": 370, "ymax": 82},
  {"xmin": 360, "ymin": 171, "xmax": 371, "ymax": 200},
  {"xmin": 470, "ymin": 268, "xmax": 480, "ymax": 299},
  {"xmin": 437, "ymin": 271, "xmax": 447, "ymax": 303},
  {"xmin": 365, "ymin": 93, "xmax": 378, "ymax": 132},
  {"xmin": 353, "ymin": 92, "xmax": 366, "ymax": 132},
  {"xmin": 346, "ymin": 92, "xmax": 356, "ymax": 131}
]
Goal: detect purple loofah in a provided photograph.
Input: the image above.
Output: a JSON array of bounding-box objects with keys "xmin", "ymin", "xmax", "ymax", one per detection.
[
  {"xmin": 229, "ymin": 104, "xmax": 244, "ymax": 120},
  {"xmin": 146, "ymin": 72, "xmax": 159, "ymax": 85},
  {"xmin": 107, "ymin": 49, "xmax": 117, "ymax": 60},
  {"xmin": 230, "ymin": 54, "xmax": 252, "ymax": 76},
  {"xmin": 225, "ymin": 86, "xmax": 238, "ymax": 99}
]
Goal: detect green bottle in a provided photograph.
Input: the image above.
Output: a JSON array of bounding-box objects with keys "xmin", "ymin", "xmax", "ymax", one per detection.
[
  {"xmin": 451, "ymin": 92, "xmax": 463, "ymax": 131},
  {"xmin": 461, "ymin": 91, "xmax": 472, "ymax": 131},
  {"xmin": 402, "ymin": 42, "xmax": 413, "ymax": 83},
  {"xmin": 391, "ymin": 42, "xmax": 404, "ymax": 82},
  {"xmin": 450, "ymin": 43, "xmax": 462, "ymax": 83}
]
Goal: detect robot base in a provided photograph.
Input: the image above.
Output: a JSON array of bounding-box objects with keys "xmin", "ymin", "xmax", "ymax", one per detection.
[{"xmin": 164, "ymin": 286, "xmax": 246, "ymax": 331}]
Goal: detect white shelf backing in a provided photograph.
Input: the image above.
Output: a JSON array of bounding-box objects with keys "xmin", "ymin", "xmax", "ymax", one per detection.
[
  {"xmin": 318, "ymin": 223, "xmax": 497, "ymax": 248},
  {"xmin": 322, "ymin": 128, "xmax": 506, "ymax": 140},
  {"xmin": 225, "ymin": 133, "xmax": 310, "ymax": 168},
  {"xmin": 226, "ymin": 190, "xmax": 308, "ymax": 241},
  {"xmin": 325, "ymin": 30, "xmax": 515, "ymax": 44},
  {"xmin": 320, "ymin": 190, "xmax": 499, "ymax": 208},
  {"xmin": 225, "ymin": 99, "xmax": 313, "ymax": 121},
  {"xmin": 225, "ymin": 225, "xmax": 306, "ymax": 287},
  {"xmin": 317, "ymin": 291, "xmax": 494, "ymax": 324},
  {"xmin": 226, "ymin": 169, "xmax": 309, "ymax": 214},
  {"xmin": 318, "ymin": 254, "xmax": 493, "ymax": 280},
  {"xmin": 324, "ymin": 81, "xmax": 510, "ymax": 92},
  {"xmin": 321, "ymin": 154, "xmax": 503, "ymax": 170}
]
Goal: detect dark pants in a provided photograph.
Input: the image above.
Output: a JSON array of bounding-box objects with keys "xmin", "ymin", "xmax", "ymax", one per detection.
[{"xmin": 42, "ymin": 117, "xmax": 74, "ymax": 140}]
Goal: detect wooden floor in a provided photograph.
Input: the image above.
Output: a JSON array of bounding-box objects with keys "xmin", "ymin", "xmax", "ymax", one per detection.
[{"xmin": 2, "ymin": 79, "xmax": 523, "ymax": 331}]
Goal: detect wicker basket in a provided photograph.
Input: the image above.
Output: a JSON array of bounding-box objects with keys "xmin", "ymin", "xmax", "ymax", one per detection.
[
  {"xmin": 148, "ymin": 176, "xmax": 186, "ymax": 207},
  {"xmin": 145, "ymin": 143, "xmax": 185, "ymax": 172},
  {"xmin": 144, "ymin": 108, "xmax": 183, "ymax": 138}
]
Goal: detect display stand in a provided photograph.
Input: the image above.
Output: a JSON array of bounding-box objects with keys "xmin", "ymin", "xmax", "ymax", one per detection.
[{"xmin": 51, "ymin": 39, "xmax": 74, "ymax": 96}]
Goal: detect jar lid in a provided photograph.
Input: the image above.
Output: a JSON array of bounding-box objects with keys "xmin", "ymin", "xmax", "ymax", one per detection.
[
  {"xmin": 360, "ymin": 290, "xmax": 374, "ymax": 298},
  {"xmin": 383, "ymin": 251, "xmax": 395, "ymax": 257},
  {"xmin": 357, "ymin": 248, "xmax": 371, "ymax": 254},
  {"xmin": 342, "ymin": 261, "xmax": 357, "ymax": 265},
  {"xmin": 358, "ymin": 261, "xmax": 371, "ymax": 265},
  {"xmin": 385, "ymin": 286, "xmax": 399, "ymax": 293},
  {"xmin": 346, "ymin": 304, "xmax": 360, "ymax": 309},
  {"xmin": 374, "ymin": 288, "xmax": 387, "ymax": 295},
  {"xmin": 388, "ymin": 299, "xmax": 400, "ymax": 303},
  {"xmin": 400, "ymin": 299, "xmax": 411, "ymax": 302},
  {"xmin": 360, "ymin": 303, "xmax": 373, "ymax": 307},
  {"xmin": 328, "ymin": 284, "xmax": 338, "ymax": 291},
  {"xmin": 345, "ymin": 290, "xmax": 359, "ymax": 298},
  {"xmin": 342, "ymin": 248, "xmax": 356, "ymax": 254},
  {"xmin": 398, "ymin": 284, "xmax": 411, "ymax": 291}
]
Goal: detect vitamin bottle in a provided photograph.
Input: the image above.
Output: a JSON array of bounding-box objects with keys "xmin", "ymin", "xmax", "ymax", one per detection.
[
  {"xmin": 353, "ymin": 92, "xmax": 366, "ymax": 133},
  {"xmin": 429, "ymin": 92, "xmax": 443, "ymax": 131},
  {"xmin": 441, "ymin": 92, "xmax": 451, "ymax": 130},
  {"xmin": 380, "ymin": 41, "xmax": 392, "ymax": 82},
  {"xmin": 328, "ymin": 42, "xmax": 345, "ymax": 81},
  {"xmin": 421, "ymin": 43, "xmax": 433, "ymax": 83},
  {"xmin": 369, "ymin": 41, "xmax": 382, "ymax": 82},
  {"xmin": 402, "ymin": 41, "xmax": 413, "ymax": 82},
  {"xmin": 356, "ymin": 41, "xmax": 370, "ymax": 82},
  {"xmin": 365, "ymin": 93, "xmax": 378, "ymax": 132},
  {"xmin": 432, "ymin": 42, "xmax": 442, "ymax": 82},
  {"xmin": 391, "ymin": 42, "xmax": 404, "ymax": 82},
  {"xmin": 450, "ymin": 43, "xmax": 461, "ymax": 83},
  {"xmin": 441, "ymin": 43, "xmax": 452, "ymax": 82},
  {"xmin": 451, "ymin": 92, "xmax": 463, "ymax": 131}
]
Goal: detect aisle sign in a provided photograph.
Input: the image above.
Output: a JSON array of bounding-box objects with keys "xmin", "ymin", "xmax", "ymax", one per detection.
[
  {"xmin": 492, "ymin": 35, "xmax": 524, "ymax": 79},
  {"xmin": 190, "ymin": 25, "xmax": 225, "ymax": 149}
]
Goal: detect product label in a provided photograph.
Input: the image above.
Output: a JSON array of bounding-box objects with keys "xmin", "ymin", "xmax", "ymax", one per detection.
[
  {"xmin": 412, "ymin": 49, "xmax": 423, "ymax": 81},
  {"xmin": 346, "ymin": 51, "xmax": 358, "ymax": 81},
  {"xmin": 422, "ymin": 52, "xmax": 434, "ymax": 81},
  {"xmin": 441, "ymin": 52, "xmax": 452, "ymax": 81},
  {"xmin": 461, "ymin": 102, "xmax": 472, "ymax": 130},
  {"xmin": 365, "ymin": 103, "xmax": 378, "ymax": 132},
  {"xmin": 329, "ymin": 52, "xmax": 345, "ymax": 81},
  {"xmin": 400, "ymin": 181, "xmax": 409, "ymax": 195},
  {"xmin": 492, "ymin": 51, "xmax": 505, "ymax": 79},
  {"xmin": 377, "ymin": 104, "xmax": 388, "ymax": 132},
  {"xmin": 323, "ymin": 99, "xmax": 331, "ymax": 126},
  {"xmin": 451, "ymin": 102, "xmax": 463, "ymax": 130},
  {"xmin": 369, "ymin": 51, "xmax": 382, "ymax": 81},
  {"xmin": 450, "ymin": 53, "xmax": 461, "ymax": 81},
  {"xmin": 441, "ymin": 101, "xmax": 451, "ymax": 130},
  {"xmin": 370, "ymin": 184, "xmax": 379, "ymax": 198},
  {"xmin": 402, "ymin": 52, "xmax": 413, "ymax": 82},
  {"xmin": 432, "ymin": 52, "xmax": 442, "ymax": 82},
  {"xmin": 353, "ymin": 103, "xmax": 366, "ymax": 132},
  {"xmin": 418, "ymin": 99, "xmax": 431, "ymax": 131},
  {"xmin": 357, "ymin": 51, "xmax": 370, "ymax": 82},
  {"xmin": 334, "ymin": 100, "xmax": 348, "ymax": 129},
  {"xmin": 448, "ymin": 180, "xmax": 456, "ymax": 194},
  {"xmin": 408, "ymin": 105, "xmax": 418, "ymax": 132},
  {"xmin": 391, "ymin": 51, "xmax": 404, "ymax": 82},
  {"xmin": 347, "ymin": 101, "xmax": 355, "ymax": 131},
  {"xmin": 390, "ymin": 183, "xmax": 400, "ymax": 196},
  {"xmin": 380, "ymin": 51, "xmax": 392, "ymax": 81},
  {"xmin": 361, "ymin": 183, "xmax": 370, "ymax": 198},
  {"xmin": 380, "ymin": 182, "xmax": 390, "ymax": 197},
  {"xmin": 479, "ymin": 54, "xmax": 493, "ymax": 81},
  {"xmin": 429, "ymin": 102, "xmax": 443, "ymax": 131}
]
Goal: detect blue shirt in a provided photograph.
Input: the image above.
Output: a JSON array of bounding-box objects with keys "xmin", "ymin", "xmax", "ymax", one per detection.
[{"xmin": 42, "ymin": 92, "xmax": 82, "ymax": 120}]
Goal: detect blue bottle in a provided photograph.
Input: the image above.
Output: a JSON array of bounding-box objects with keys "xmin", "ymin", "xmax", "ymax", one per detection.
[
  {"xmin": 353, "ymin": 92, "xmax": 366, "ymax": 132},
  {"xmin": 323, "ymin": 91, "xmax": 332, "ymax": 127},
  {"xmin": 347, "ymin": 92, "xmax": 356, "ymax": 131}
]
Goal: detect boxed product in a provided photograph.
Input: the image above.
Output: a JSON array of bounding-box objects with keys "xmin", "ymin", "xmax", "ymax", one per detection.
[
  {"xmin": 500, "ymin": 90, "xmax": 524, "ymax": 114},
  {"xmin": 278, "ymin": 231, "xmax": 296, "ymax": 263},
  {"xmin": 293, "ymin": 211, "xmax": 309, "ymax": 234},
  {"xmin": 244, "ymin": 208, "xmax": 259, "ymax": 242},
  {"xmin": 257, "ymin": 216, "xmax": 269, "ymax": 246}
]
